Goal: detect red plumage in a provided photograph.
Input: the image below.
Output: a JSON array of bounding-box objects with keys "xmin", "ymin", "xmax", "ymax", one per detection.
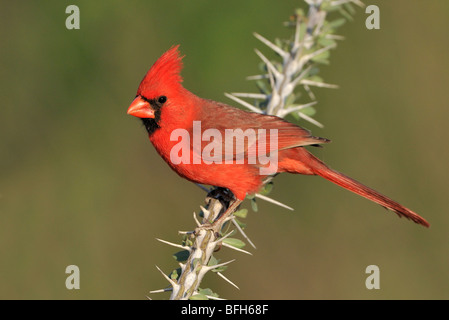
[{"xmin": 128, "ymin": 46, "xmax": 429, "ymax": 228}]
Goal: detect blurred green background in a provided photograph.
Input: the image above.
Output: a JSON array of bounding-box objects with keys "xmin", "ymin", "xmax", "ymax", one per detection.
[{"xmin": 1, "ymin": 0, "xmax": 448, "ymax": 300}]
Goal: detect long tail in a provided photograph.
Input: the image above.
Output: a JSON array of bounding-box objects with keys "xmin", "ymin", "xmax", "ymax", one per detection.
[
  {"xmin": 287, "ymin": 148, "xmax": 430, "ymax": 227},
  {"xmin": 313, "ymin": 165, "xmax": 429, "ymax": 227}
]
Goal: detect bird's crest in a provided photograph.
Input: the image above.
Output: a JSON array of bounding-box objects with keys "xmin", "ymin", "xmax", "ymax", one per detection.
[{"xmin": 137, "ymin": 45, "xmax": 184, "ymax": 96}]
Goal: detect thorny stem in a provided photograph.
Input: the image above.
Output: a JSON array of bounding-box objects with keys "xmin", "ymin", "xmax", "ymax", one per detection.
[{"xmin": 169, "ymin": 190, "xmax": 232, "ymax": 300}]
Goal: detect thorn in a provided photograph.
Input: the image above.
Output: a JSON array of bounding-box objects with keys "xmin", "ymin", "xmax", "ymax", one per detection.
[
  {"xmin": 179, "ymin": 262, "xmax": 186, "ymax": 272},
  {"xmin": 217, "ymin": 272, "xmax": 240, "ymax": 290},
  {"xmin": 303, "ymin": 84, "xmax": 316, "ymax": 100},
  {"xmin": 290, "ymin": 65, "xmax": 313, "ymax": 87},
  {"xmin": 278, "ymin": 102, "xmax": 317, "ymax": 118},
  {"xmin": 193, "ymin": 211, "xmax": 201, "ymax": 227},
  {"xmin": 325, "ymin": 34, "xmax": 345, "ymax": 41},
  {"xmin": 246, "ymin": 74, "xmax": 269, "ymax": 81},
  {"xmin": 231, "ymin": 92, "xmax": 268, "ymax": 100},
  {"xmin": 223, "ymin": 214, "xmax": 235, "ymax": 224},
  {"xmin": 149, "ymin": 287, "xmax": 173, "ymax": 294},
  {"xmin": 218, "ymin": 230, "xmax": 235, "ymax": 242},
  {"xmin": 300, "ymin": 44, "xmax": 336, "ymax": 64},
  {"xmin": 178, "ymin": 230, "xmax": 194, "ymax": 235},
  {"xmin": 300, "ymin": 79, "xmax": 339, "ymax": 89},
  {"xmin": 254, "ymin": 49, "xmax": 282, "ymax": 81},
  {"xmin": 156, "ymin": 238, "xmax": 191, "ymax": 251},
  {"xmin": 204, "ymin": 259, "xmax": 236, "ymax": 272},
  {"xmin": 253, "ymin": 32, "xmax": 288, "ymax": 60},
  {"xmin": 221, "ymin": 242, "xmax": 253, "ymax": 255},
  {"xmin": 232, "ymin": 219, "xmax": 257, "ymax": 249},
  {"xmin": 293, "ymin": 17, "xmax": 302, "ymax": 51},
  {"xmin": 298, "ymin": 112, "xmax": 324, "ymax": 128},
  {"xmin": 255, "ymin": 193, "xmax": 294, "ymax": 211},
  {"xmin": 206, "ymin": 295, "xmax": 226, "ymax": 300},
  {"xmin": 199, "ymin": 205, "xmax": 211, "ymax": 220},
  {"xmin": 224, "ymin": 93, "xmax": 263, "ymax": 113},
  {"xmin": 155, "ymin": 265, "xmax": 178, "ymax": 288}
]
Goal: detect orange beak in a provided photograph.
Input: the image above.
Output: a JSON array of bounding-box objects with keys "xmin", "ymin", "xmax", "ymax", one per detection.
[{"xmin": 127, "ymin": 96, "xmax": 155, "ymax": 118}]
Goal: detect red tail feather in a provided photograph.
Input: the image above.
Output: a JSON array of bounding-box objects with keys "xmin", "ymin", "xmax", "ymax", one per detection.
[{"xmin": 313, "ymin": 166, "xmax": 430, "ymax": 227}]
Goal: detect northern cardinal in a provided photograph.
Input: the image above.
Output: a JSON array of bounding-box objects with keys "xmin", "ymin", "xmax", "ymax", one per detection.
[{"xmin": 127, "ymin": 46, "xmax": 429, "ymax": 228}]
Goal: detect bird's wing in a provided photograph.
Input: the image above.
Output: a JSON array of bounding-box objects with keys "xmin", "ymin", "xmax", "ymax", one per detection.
[{"xmin": 192, "ymin": 100, "xmax": 329, "ymax": 163}]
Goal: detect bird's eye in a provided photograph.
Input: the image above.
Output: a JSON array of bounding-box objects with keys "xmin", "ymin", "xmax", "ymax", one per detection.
[{"xmin": 158, "ymin": 96, "xmax": 167, "ymax": 104}]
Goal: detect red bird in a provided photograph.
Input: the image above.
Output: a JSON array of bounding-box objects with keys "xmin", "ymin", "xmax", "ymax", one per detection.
[{"xmin": 127, "ymin": 46, "xmax": 429, "ymax": 228}]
